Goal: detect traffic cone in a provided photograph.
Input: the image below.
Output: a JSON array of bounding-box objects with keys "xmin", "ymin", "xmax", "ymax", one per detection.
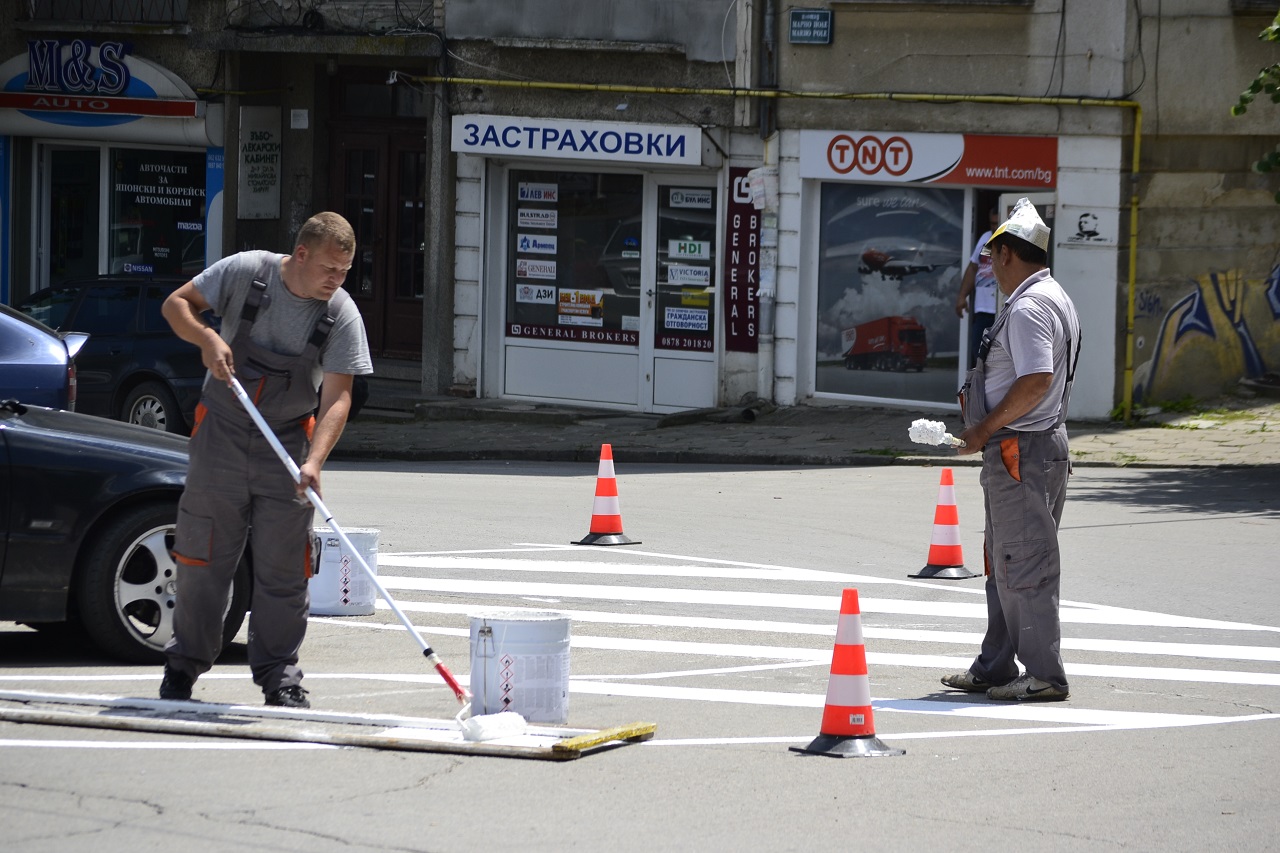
[
  {"xmin": 791, "ymin": 588, "xmax": 904, "ymax": 758},
  {"xmin": 573, "ymin": 444, "xmax": 640, "ymax": 546},
  {"xmin": 908, "ymin": 467, "xmax": 977, "ymax": 579}
]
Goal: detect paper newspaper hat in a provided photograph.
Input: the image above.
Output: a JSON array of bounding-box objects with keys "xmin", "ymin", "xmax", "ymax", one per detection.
[{"xmin": 981, "ymin": 198, "xmax": 1051, "ymax": 255}]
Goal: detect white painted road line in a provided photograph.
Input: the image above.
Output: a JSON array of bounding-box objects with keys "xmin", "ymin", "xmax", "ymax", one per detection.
[
  {"xmin": 307, "ymin": 618, "xmax": 1280, "ymax": 687},
  {"xmin": 365, "ymin": 599, "xmax": 1280, "ymax": 663},
  {"xmin": 375, "ymin": 575, "xmax": 1280, "ymax": 632}
]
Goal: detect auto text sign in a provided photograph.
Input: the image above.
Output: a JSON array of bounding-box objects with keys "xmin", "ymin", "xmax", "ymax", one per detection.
[
  {"xmin": 798, "ymin": 130, "xmax": 1057, "ymax": 188},
  {"xmin": 453, "ymin": 115, "xmax": 702, "ymax": 166}
]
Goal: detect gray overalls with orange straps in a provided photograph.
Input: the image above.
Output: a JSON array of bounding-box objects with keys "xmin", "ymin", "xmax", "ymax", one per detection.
[
  {"xmin": 959, "ymin": 289, "xmax": 1080, "ymax": 692},
  {"xmin": 165, "ymin": 268, "xmax": 348, "ymax": 693}
]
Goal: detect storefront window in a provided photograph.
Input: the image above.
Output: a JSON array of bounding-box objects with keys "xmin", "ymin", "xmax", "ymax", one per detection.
[
  {"xmin": 506, "ymin": 169, "xmax": 643, "ymax": 345},
  {"xmin": 814, "ymin": 184, "xmax": 964, "ymax": 404},
  {"xmin": 109, "ymin": 148, "xmax": 207, "ymax": 277},
  {"xmin": 654, "ymin": 185, "xmax": 717, "ymax": 352}
]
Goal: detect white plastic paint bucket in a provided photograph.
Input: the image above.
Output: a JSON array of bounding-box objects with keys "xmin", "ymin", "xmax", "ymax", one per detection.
[
  {"xmin": 308, "ymin": 527, "xmax": 378, "ymax": 616},
  {"xmin": 469, "ymin": 611, "xmax": 571, "ymax": 724}
]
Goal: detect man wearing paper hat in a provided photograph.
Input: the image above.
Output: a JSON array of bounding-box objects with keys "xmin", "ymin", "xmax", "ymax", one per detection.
[{"xmin": 942, "ymin": 198, "xmax": 1082, "ymax": 703}]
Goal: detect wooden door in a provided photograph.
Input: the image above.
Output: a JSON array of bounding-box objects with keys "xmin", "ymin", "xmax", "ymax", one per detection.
[{"xmin": 330, "ymin": 130, "xmax": 427, "ymax": 359}]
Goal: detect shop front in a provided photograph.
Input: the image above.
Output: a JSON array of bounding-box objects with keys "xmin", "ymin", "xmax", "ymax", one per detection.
[
  {"xmin": 0, "ymin": 39, "xmax": 222, "ymax": 304},
  {"xmin": 455, "ymin": 114, "xmax": 726, "ymax": 412},
  {"xmin": 797, "ymin": 129, "xmax": 1060, "ymax": 412}
]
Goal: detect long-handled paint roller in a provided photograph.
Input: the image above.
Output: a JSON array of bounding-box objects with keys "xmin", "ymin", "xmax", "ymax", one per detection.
[
  {"xmin": 228, "ymin": 376, "xmax": 526, "ymax": 742},
  {"xmin": 907, "ymin": 418, "xmax": 967, "ymax": 448}
]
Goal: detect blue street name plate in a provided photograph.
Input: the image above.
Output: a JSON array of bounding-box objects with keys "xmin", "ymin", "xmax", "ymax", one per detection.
[{"xmin": 789, "ymin": 9, "xmax": 832, "ymax": 45}]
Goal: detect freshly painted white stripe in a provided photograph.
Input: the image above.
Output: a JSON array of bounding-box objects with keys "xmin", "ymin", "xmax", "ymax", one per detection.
[
  {"xmin": 366, "ymin": 600, "xmax": 1280, "ymax": 663},
  {"xmin": 3, "ymin": 673, "xmax": 1274, "ymax": 729},
  {"xmin": 646, "ymin": 715, "xmax": 1280, "ymax": 746},
  {"xmin": 307, "ymin": 619, "xmax": 1280, "ymax": 687},
  {"xmin": 375, "ymin": 575, "xmax": 1279, "ymax": 631},
  {"xmin": 379, "ymin": 555, "xmax": 878, "ymax": 584},
  {"xmin": 0, "ymin": 739, "xmax": 332, "ymax": 750}
]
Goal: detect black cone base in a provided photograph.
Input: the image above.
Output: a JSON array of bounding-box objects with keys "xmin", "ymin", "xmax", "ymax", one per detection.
[
  {"xmin": 790, "ymin": 734, "xmax": 905, "ymax": 758},
  {"xmin": 909, "ymin": 564, "xmax": 977, "ymax": 580},
  {"xmin": 573, "ymin": 532, "xmax": 640, "ymax": 546}
]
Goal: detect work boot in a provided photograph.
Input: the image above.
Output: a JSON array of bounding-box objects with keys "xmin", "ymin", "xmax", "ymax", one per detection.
[
  {"xmin": 940, "ymin": 670, "xmax": 1012, "ymax": 693},
  {"xmin": 264, "ymin": 685, "xmax": 311, "ymax": 709},
  {"xmin": 986, "ymin": 674, "xmax": 1069, "ymax": 702},
  {"xmin": 159, "ymin": 666, "xmax": 194, "ymax": 701}
]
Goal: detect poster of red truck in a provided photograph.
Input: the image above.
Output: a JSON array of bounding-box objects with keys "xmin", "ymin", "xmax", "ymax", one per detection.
[{"xmin": 841, "ymin": 315, "xmax": 928, "ymax": 371}]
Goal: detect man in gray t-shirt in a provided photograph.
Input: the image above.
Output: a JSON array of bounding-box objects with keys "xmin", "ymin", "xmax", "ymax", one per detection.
[
  {"xmin": 158, "ymin": 212, "xmax": 372, "ymax": 710},
  {"xmin": 943, "ymin": 199, "xmax": 1081, "ymax": 705}
]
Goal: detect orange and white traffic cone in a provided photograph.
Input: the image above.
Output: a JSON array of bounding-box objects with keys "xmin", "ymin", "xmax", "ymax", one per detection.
[
  {"xmin": 573, "ymin": 444, "xmax": 640, "ymax": 546},
  {"xmin": 909, "ymin": 467, "xmax": 976, "ymax": 579},
  {"xmin": 791, "ymin": 588, "xmax": 904, "ymax": 758}
]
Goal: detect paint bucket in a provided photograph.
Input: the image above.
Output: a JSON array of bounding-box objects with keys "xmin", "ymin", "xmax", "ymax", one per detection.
[
  {"xmin": 308, "ymin": 527, "xmax": 378, "ymax": 616},
  {"xmin": 469, "ymin": 611, "xmax": 571, "ymax": 724}
]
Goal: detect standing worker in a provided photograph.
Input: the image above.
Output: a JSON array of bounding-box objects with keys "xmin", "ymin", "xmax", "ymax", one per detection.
[
  {"xmin": 943, "ymin": 198, "xmax": 1081, "ymax": 702},
  {"xmin": 159, "ymin": 212, "xmax": 373, "ymax": 708},
  {"xmin": 955, "ymin": 206, "xmax": 1001, "ymax": 369}
]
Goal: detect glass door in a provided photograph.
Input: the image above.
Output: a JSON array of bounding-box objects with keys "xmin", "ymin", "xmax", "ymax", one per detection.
[{"xmin": 646, "ymin": 180, "xmax": 718, "ymax": 411}]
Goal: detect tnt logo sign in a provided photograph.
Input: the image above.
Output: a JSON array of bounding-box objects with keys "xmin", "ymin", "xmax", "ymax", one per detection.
[{"xmin": 826, "ymin": 134, "xmax": 912, "ymax": 177}]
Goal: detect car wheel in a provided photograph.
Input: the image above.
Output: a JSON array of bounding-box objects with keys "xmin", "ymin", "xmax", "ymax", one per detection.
[
  {"xmin": 122, "ymin": 380, "xmax": 185, "ymax": 434},
  {"xmin": 75, "ymin": 503, "xmax": 250, "ymax": 664}
]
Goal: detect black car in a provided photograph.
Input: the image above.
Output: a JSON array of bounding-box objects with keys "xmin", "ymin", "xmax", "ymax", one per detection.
[
  {"xmin": 0, "ymin": 400, "xmax": 249, "ymax": 663},
  {"xmin": 17, "ymin": 276, "xmax": 208, "ymax": 434}
]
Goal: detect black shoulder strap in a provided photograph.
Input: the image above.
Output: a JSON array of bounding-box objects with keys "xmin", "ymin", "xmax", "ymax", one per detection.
[
  {"xmin": 237, "ymin": 254, "xmax": 275, "ymax": 333},
  {"xmin": 303, "ymin": 287, "xmax": 350, "ymax": 359}
]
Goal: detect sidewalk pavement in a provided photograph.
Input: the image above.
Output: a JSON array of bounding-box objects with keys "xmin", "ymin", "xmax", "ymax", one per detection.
[{"xmin": 333, "ymin": 383, "xmax": 1280, "ymax": 469}]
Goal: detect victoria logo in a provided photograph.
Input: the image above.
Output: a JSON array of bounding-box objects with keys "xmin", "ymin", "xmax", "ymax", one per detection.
[{"xmin": 826, "ymin": 134, "xmax": 912, "ymax": 177}]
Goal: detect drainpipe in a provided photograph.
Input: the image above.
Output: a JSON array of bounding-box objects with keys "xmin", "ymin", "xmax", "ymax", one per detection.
[
  {"xmin": 759, "ymin": 0, "xmax": 778, "ymax": 140},
  {"xmin": 410, "ymin": 74, "xmax": 1143, "ymax": 421}
]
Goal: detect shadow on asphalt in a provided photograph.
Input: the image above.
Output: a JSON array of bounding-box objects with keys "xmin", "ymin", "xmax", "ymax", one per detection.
[
  {"xmin": 1069, "ymin": 467, "xmax": 1280, "ymax": 517},
  {"xmin": 0, "ymin": 627, "xmax": 247, "ymax": 669}
]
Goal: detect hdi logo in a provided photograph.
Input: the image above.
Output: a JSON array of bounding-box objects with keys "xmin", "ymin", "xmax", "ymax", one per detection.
[{"xmin": 826, "ymin": 134, "xmax": 913, "ymax": 177}]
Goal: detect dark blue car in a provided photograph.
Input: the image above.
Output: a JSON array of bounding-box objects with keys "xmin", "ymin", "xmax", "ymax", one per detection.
[
  {"xmin": 0, "ymin": 302, "xmax": 87, "ymax": 410},
  {"xmin": 17, "ymin": 276, "xmax": 206, "ymax": 434}
]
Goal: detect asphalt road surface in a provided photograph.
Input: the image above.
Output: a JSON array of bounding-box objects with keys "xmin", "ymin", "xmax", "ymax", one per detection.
[{"xmin": 2, "ymin": 463, "xmax": 1276, "ymax": 852}]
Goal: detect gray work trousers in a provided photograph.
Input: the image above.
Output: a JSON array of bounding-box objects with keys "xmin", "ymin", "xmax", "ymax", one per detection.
[
  {"xmin": 970, "ymin": 427, "xmax": 1071, "ymax": 691},
  {"xmin": 166, "ymin": 407, "xmax": 312, "ymax": 693}
]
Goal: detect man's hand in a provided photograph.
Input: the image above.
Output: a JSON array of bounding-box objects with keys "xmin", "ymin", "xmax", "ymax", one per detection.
[
  {"xmin": 202, "ymin": 338, "xmax": 236, "ymax": 385},
  {"xmin": 298, "ymin": 458, "xmax": 322, "ymax": 499}
]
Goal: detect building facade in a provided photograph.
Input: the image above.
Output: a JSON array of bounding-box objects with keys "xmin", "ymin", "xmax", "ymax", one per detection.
[{"xmin": 2, "ymin": 1, "xmax": 1277, "ymax": 419}]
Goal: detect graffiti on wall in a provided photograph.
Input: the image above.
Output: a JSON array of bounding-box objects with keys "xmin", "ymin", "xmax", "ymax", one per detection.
[{"xmin": 1133, "ymin": 264, "xmax": 1280, "ymax": 403}]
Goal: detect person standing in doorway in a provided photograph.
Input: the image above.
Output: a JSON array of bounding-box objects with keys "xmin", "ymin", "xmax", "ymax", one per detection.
[
  {"xmin": 955, "ymin": 206, "xmax": 1001, "ymax": 369},
  {"xmin": 159, "ymin": 212, "xmax": 373, "ymax": 708},
  {"xmin": 943, "ymin": 198, "xmax": 1081, "ymax": 702}
]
